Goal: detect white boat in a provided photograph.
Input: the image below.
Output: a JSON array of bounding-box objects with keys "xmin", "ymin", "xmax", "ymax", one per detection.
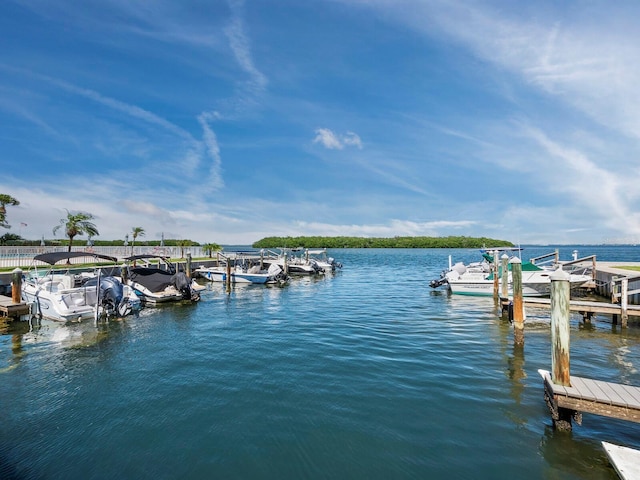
[
  {"xmin": 122, "ymin": 255, "xmax": 204, "ymax": 305},
  {"xmin": 304, "ymin": 249, "xmax": 343, "ymax": 273},
  {"xmin": 261, "ymin": 248, "xmax": 325, "ymax": 275},
  {"xmin": 195, "ymin": 262, "xmax": 287, "ymax": 285},
  {"xmin": 430, "ymin": 251, "xmax": 593, "ymax": 297},
  {"xmin": 21, "ymin": 251, "xmax": 141, "ymax": 322}
]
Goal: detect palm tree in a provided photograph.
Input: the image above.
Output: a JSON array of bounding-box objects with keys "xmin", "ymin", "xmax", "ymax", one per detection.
[
  {"xmin": 202, "ymin": 243, "xmax": 222, "ymax": 258},
  {"xmin": 0, "ymin": 194, "xmax": 20, "ymax": 229},
  {"xmin": 53, "ymin": 210, "xmax": 99, "ymax": 252},
  {"xmin": 131, "ymin": 227, "xmax": 145, "ymax": 255},
  {"xmin": 176, "ymin": 239, "xmax": 190, "ymax": 258}
]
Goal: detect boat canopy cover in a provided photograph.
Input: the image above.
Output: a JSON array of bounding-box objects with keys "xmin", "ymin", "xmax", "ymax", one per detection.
[
  {"xmin": 124, "ymin": 254, "xmax": 170, "ymax": 261},
  {"xmin": 480, "ymin": 247, "xmax": 523, "ymax": 254},
  {"xmin": 34, "ymin": 251, "xmax": 118, "ymax": 265},
  {"xmin": 482, "ymin": 253, "xmax": 543, "ymax": 272},
  {"xmin": 129, "ymin": 266, "xmax": 174, "ymax": 292}
]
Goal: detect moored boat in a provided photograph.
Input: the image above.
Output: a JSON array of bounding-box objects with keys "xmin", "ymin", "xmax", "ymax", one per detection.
[
  {"xmin": 430, "ymin": 250, "xmax": 593, "ymax": 297},
  {"xmin": 304, "ymin": 248, "xmax": 343, "ymax": 272},
  {"xmin": 261, "ymin": 248, "xmax": 325, "ymax": 275},
  {"xmin": 195, "ymin": 262, "xmax": 287, "ymax": 285},
  {"xmin": 121, "ymin": 254, "xmax": 203, "ymax": 305},
  {"xmin": 21, "ymin": 251, "xmax": 141, "ymax": 322}
]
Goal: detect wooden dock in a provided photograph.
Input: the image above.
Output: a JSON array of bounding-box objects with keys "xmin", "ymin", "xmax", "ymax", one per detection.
[
  {"xmin": 0, "ymin": 295, "xmax": 30, "ymax": 318},
  {"xmin": 539, "ymin": 369, "xmax": 640, "ymax": 425},
  {"xmin": 602, "ymin": 441, "xmax": 640, "ymax": 480},
  {"xmin": 523, "ymin": 297, "xmax": 640, "ymax": 318}
]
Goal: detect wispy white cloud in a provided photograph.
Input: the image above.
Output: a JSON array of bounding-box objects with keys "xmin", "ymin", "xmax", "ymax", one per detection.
[
  {"xmin": 197, "ymin": 112, "xmax": 225, "ymax": 192},
  {"xmin": 384, "ymin": 1, "xmax": 640, "ymax": 138},
  {"xmin": 2, "ymin": 65, "xmax": 227, "ymax": 193},
  {"xmin": 342, "ymin": 131, "xmax": 363, "ymax": 149},
  {"xmin": 223, "ymin": 0, "xmax": 267, "ymax": 110},
  {"xmin": 42, "ymin": 75, "xmax": 196, "ymax": 142},
  {"xmin": 521, "ymin": 125, "xmax": 640, "ymax": 237},
  {"xmin": 0, "ymin": 95, "xmax": 60, "ymax": 138},
  {"xmin": 313, "ymin": 128, "xmax": 342, "ymax": 149},
  {"xmin": 313, "ymin": 128, "xmax": 363, "ymax": 150}
]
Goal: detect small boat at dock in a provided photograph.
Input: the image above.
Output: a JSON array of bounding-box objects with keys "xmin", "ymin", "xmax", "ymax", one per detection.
[
  {"xmin": 260, "ymin": 248, "xmax": 330, "ymax": 275},
  {"xmin": 21, "ymin": 251, "xmax": 141, "ymax": 322},
  {"xmin": 195, "ymin": 262, "xmax": 288, "ymax": 285},
  {"xmin": 304, "ymin": 249, "xmax": 343, "ymax": 272},
  {"xmin": 121, "ymin": 254, "xmax": 203, "ymax": 305},
  {"xmin": 430, "ymin": 250, "xmax": 594, "ymax": 297}
]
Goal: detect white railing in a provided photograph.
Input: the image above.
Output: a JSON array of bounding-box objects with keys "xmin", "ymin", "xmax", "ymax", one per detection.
[{"xmin": 0, "ymin": 245, "xmax": 208, "ymax": 269}]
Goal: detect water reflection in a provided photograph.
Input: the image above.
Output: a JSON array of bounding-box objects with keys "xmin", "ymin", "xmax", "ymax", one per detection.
[
  {"xmin": 539, "ymin": 426, "xmax": 616, "ymax": 479},
  {"xmin": 0, "ymin": 315, "xmax": 114, "ymax": 356},
  {"xmin": 508, "ymin": 343, "xmax": 526, "ymax": 405},
  {"xmin": 0, "ymin": 318, "xmax": 39, "ymax": 372}
]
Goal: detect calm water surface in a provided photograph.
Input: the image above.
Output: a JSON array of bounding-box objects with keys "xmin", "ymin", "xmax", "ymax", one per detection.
[{"xmin": 2, "ymin": 246, "xmax": 640, "ymax": 479}]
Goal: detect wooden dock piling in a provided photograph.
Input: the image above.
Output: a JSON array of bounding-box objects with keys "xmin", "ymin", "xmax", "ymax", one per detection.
[
  {"xmin": 545, "ymin": 271, "xmax": 576, "ymax": 432},
  {"xmin": 500, "ymin": 254, "xmax": 509, "ymax": 300},
  {"xmin": 611, "ymin": 276, "xmax": 630, "ymax": 327},
  {"xmin": 551, "ymin": 269, "xmax": 571, "ymax": 387},
  {"xmin": 492, "ymin": 250, "xmax": 499, "ymax": 301},
  {"xmin": 511, "ymin": 257, "xmax": 524, "ymax": 345},
  {"xmin": 11, "ymin": 268, "xmax": 21, "ymax": 304}
]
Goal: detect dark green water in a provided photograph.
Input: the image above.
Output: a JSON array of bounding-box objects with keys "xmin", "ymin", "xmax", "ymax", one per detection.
[{"xmin": 1, "ymin": 246, "xmax": 639, "ymax": 479}]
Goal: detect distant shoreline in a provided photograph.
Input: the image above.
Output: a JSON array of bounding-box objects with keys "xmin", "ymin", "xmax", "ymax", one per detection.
[{"xmin": 251, "ymin": 236, "xmax": 514, "ymax": 249}]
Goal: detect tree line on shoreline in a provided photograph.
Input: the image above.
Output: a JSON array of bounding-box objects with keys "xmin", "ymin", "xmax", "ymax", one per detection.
[{"xmin": 253, "ymin": 236, "xmax": 514, "ymax": 249}]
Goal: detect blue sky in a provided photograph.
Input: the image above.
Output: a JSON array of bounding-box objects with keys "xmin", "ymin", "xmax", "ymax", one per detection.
[{"xmin": 2, "ymin": 0, "xmax": 640, "ymax": 245}]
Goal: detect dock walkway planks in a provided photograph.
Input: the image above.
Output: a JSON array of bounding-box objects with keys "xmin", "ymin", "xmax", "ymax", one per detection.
[
  {"xmin": 524, "ymin": 297, "xmax": 640, "ymax": 318},
  {"xmin": 0, "ymin": 296, "xmax": 30, "ymax": 318},
  {"xmin": 539, "ymin": 369, "xmax": 640, "ymax": 423},
  {"xmin": 602, "ymin": 441, "xmax": 640, "ymax": 480}
]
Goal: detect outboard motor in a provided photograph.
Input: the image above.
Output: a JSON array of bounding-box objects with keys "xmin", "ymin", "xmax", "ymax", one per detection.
[
  {"xmin": 308, "ymin": 259, "xmax": 324, "ymax": 274},
  {"xmin": 171, "ymin": 269, "xmax": 199, "ymax": 301},
  {"xmin": 429, "ymin": 276, "xmax": 448, "ymax": 289},
  {"xmin": 328, "ymin": 257, "xmax": 343, "ymax": 269},
  {"xmin": 267, "ymin": 263, "xmax": 288, "ymax": 284},
  {"xmin": 85, "ymin": 276, "xmax": 132, "ymax": 317}
]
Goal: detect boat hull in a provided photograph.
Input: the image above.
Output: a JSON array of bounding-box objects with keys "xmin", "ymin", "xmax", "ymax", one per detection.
[
  {"xmin": 22, "ymin": 283, "xmax": 99, "ymax": 322},
  {"xmin": 447, "ymin": 281, "xmax": 546, "ymax": 297},
  {"xmin": 197, "ymin": 268, "xmax": 271, "ymax": 284},
  {"xmin": 447, "ymin": 275, "xmax": 590, "ymax": 297},
  {"xmin": 128, "ymin": 284, "xmax": 192, "ymax": 305}
]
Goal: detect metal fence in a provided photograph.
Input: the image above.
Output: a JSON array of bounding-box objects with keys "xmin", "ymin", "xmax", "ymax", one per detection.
[{"xmin": 0, "ymin": 245, "xmax": 208, "ymax": 269}]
